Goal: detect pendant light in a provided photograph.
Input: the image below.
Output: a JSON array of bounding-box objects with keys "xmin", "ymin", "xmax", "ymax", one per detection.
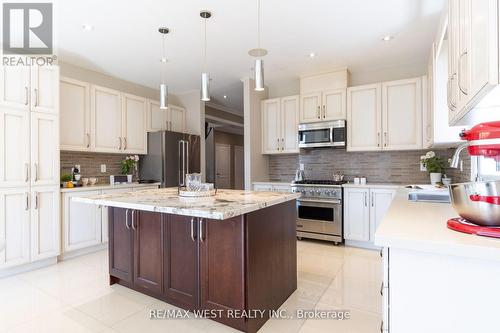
[
  {"xmin": 248, "ymin": 0, "xmax": 267, "ymax": 91},
  {"xmin": 200, "ymin": 10, "xmax": 212, "ymax": 102},
  {"xmin": 159, "ymin": 27, "xmax": 169, "ymax": 109}
]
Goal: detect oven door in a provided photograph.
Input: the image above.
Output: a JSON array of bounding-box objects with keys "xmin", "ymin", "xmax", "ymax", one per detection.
[
  {"xmin": 298, "ymin": 128, "xmax": 333, "ymax": 148},
  {"xmin": 296, "ymin": 199, "xmax": 342, "ymax": 236}
]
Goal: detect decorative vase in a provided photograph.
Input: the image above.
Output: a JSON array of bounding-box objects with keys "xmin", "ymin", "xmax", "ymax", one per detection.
[
  {"xmin": 430, "ymin": 172, "xmax": 442, "ymax": 185},
  {"xmin": 127, "ymin": 174, "xmax": 133, "ymax": 183}
]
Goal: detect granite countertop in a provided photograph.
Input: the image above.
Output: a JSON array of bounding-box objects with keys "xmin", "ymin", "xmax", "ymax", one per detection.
[
  {"xmin": 60, "ymin": 182, "xmax": 161, "ymax": 193},
  {"xmin": 374, "ymin": 188, "xmax": 500, "ymax": 261},
  {"xmin": 72, "ymin": 187, "xmax": 301, "ymax": 220}
]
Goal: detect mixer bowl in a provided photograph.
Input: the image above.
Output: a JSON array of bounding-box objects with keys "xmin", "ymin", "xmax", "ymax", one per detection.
[{"xmin": 449, "ymin": 180, "xmax": 500, "ymax": 227}]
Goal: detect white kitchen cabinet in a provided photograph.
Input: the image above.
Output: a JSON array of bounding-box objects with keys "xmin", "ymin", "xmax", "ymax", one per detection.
[
  {"xmin": 0, "ymin": 108, "xmax": 30, "ymax": 188},
  {"xmin": 323, "ymin": 88, "xmax": 346, "ymax": 120},
  {"xmin": 253, "ymin": 184, "xmax": 274, "ymax": 191},
  {"xmin": 262, "ymin": 95, "xmax": 299, "ymax": 154},
  {"xmin": 30, "ymin": 66, "xmax": 59, "ymax": 114},
  {"xmin": 122, "ymin": 93, "xmax": 147, "ymax": 154},
  {"xmin": 31, "ymin": 113, "xmax": 59, "ymax": 186},
  {"xmin": 252, "ymin": 183, "xmax": 290, "ymax": 192},
  {"xmin": 382, "ymin": 77, "xmax": 422, "ymax": 150},
  {"xmin": 0, "ymin": 66, "xmax": 30, "ymax": 111},
  {"xmin": 30, "ymin": 186, "xmax": 60, "ymax": 262},
  {"xmin": 300, "ymin": 92, "xmax": 322, "ymax": 123},
  {"xmin": 347, "ymin": 84, "xmax": 382, "ymax": 151},
  {"xmin": 448, "ymin": 0, "xmax": 500, "ymax": 125},
  {"xmin": 0, "ymin": 189, "xmax": 31, "ymax": 269},
  {"xmin": 344, "ymin": 187, "xmax": 396, "ymax": 245},
  {"xmin": 369, "ymin": 189, "xmax": 396, "ymax": 242},
  {"xmin": 91, "ymin": 85, "xmax": 122, "ymax": 153},
  {"xmin": 169, "ymin": 105, "xmax": 186, "ymax": 133},
  {"xmin": 63, "ymin": 190, "xmax": 102, "ymax": 252},
  {"xmin": 60, "ymin": 77, "xmax": 91, "ymax": 151},
  {"xmin": 344, "ymin": 188, "xmax": 370, "ymax": 241}
]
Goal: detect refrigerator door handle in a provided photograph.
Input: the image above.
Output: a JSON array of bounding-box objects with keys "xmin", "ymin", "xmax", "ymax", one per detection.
[
  {"xmin": 186, "ymin": 139, "xmax": 190, "ymax": 174},
  {"xmin": 178, "ymin": 140, "xmax": 183, "ymax": 186}
]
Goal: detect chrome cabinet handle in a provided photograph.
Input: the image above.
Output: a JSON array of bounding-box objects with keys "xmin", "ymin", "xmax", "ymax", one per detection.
[
  {"xmin": 371, "ymin": 192, "xmax": 374, "ymax": 207},
  {"xmin": 34, "ymin": 88, "xmax": 39, "ymax": 106},
  {"xmin": 199, "ymin": 218, "xmax": 205, "ymax": 242},
  {"xmin": 322, "ymin": 105, "xmax": 326, "ymax": 118},
  {"xmin": 33, "ymin": 163, "xmax": 38, "ymax": 182},
  {"xmin": 364, "ymin": 193, "xmax": 367, "ymax": 207},
  {"xmin": 178, "ymin": 141, "xmax": 184, "ymax": 186},
  {"xmin": 86, "ymin": 133, "xmax": 90, "ymax": 148},
  {"xmin": 118, "ymin": 137, "xmax": 122, "ymax": 150},
  {"xmin": 123, "ymin": 137, "xmax": 127, "ymax": 150},
  {"xmin": 380, "ymin": 248, "xmax": 383, "ymax": 258},
  {"xmin": 25, "ymin": 192, "xmax": 29, "ymax": 210},
  {"xmin": 25, "ymin": 163, "xmax": 29, "ymax": 182},
  {"xmin": 185, "ymin": 140, "xmax": 189, "ymax": 174},
  {"xmin": 380, "ymin": 321, "xmax": 384, "ymax": 333},
  {"xmin": 458, "ymin": 51, "xmax": 468, "ymax": 95},
  {"xmin": 380, "ymin": 283, "xmax": 384, "ymax": 296},
  {"xmin": 34, "ymin": 192, "xmax": 39, "ymax": 210},
  {"xmin": 384, "ymin": 132, "xmax": 387, "ymax": 147},
  {"xmin": 25, "ymin": 87, "xmax": 29, "ymax": 105},
  {"xmin": 131, "ymin": 210, "xmax": 136, "ymax": 230},
  {"xmin": 190, "ymin": 218, "xmax": 195, "ymax": 242},
  {"xmin": 125, "ymin": 209, "xmax": 130, "ymax": 230},
  {"xmin": 317, "ymin": 106, "xmax": 320, "ymax": 119},
  {"xmin": 377, "ymin": 133, "xmax": 381, "ymax": 147},
  {"xmin": 281, "ymin": 138, "xmax": 284, "ymax": 151}
]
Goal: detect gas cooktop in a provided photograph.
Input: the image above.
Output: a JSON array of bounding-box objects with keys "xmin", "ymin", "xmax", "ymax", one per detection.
[{"xmin": 293, "ymin": 180, "xmax": 348, "ymax": 186}]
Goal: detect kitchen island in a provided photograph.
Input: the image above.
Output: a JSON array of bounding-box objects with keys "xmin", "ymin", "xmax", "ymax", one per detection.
[{"xmin": 74, "ymin": 188, "xmax": 300, "ymax": 333}]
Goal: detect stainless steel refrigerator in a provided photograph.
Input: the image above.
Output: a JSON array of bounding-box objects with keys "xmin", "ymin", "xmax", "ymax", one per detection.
[{"xmin": 139, "ymin": 131, "xmax": 201, "ymax": 188}]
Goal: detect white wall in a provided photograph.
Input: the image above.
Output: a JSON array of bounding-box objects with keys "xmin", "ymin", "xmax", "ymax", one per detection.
[{"xmin": 243, "ymin": 77, "xmax": 269, "ymax": 189}]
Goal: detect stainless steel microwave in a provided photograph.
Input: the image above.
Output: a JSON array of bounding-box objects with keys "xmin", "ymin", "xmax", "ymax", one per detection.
[{"xmin": 298, "ymin": 120, "xmax": 346, "ymax": 148}]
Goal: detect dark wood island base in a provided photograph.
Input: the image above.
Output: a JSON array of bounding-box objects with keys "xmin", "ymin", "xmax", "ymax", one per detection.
[{"xmin": 108, "ymin": 200, "xmax": 297, "ymax": 333}]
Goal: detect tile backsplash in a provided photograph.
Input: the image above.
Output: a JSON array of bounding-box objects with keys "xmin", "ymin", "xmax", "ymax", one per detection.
[
  {"xmin": 269, "ymin": 148, "xmax": 471, "ymax": 184},
  {"xmin": 60, "ymin": 151, "xmax": 139, "ymax": 184}
]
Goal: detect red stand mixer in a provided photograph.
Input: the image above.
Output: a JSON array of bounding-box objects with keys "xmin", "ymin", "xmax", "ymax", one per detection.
[{"xmin": 447, "ymin": 121, "xmax": 500, "ymax": 238}]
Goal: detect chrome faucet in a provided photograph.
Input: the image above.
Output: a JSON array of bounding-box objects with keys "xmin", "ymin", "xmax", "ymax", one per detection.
[{"xmin": 450, "ymin": 142, "xmax": 468, "ymax": 168}]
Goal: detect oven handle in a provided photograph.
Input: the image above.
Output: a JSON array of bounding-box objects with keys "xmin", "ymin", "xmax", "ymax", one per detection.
[{"xmin": 298, "ymin": 199, "xmax": 341, "ymax": 207}]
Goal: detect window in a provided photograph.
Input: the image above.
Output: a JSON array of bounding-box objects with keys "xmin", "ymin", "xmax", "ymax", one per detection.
[{"xmin": 472, "ymin": 156, "xmax": 500, "ymax": 180}]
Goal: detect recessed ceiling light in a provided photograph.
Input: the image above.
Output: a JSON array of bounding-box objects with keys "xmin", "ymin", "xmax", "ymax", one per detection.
[
  {"xmin": 82, "ymin": 24, "xmax": 94, "ymax": 31},
  {"xmin": 309, "ymin": 52, "xmax": 316, "ymax": 58},
  {"xmin": 160, "ymin": 57, "xmax": 168, "ymax": 63},
  {"xmin": 382, "ymin": 35, "xmax": 394, "ymax": 41},
  {"xmin": 223, "ymin": 95, "xmax": 227, "ymax": 99}
]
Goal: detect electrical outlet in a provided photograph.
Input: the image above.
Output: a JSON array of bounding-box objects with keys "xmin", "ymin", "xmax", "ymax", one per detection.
[
  {"xmin": 299, "ymin": 163, "xmax": 304, "ymax": 171},
  {"xmin": 101, "ymin": 164, "xmax": 106, "ymax": 173}
]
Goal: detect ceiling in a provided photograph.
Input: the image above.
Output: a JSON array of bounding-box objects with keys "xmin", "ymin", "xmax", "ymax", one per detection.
[{"xmin": 56, "ymin": 0, "xmax": 446, "ymax": 114}]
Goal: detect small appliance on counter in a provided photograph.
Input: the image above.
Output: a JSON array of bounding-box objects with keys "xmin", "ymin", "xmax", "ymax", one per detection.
[
  {"xmin": 110, "ymin": 175, "xmax": 129, "ymax": 185},
  {"xmin": 448, "ymin": 121, "xmax": 500, "ymax": 238}
]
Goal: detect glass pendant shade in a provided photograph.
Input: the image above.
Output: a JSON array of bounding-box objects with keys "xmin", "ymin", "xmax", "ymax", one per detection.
[
  {"xmin": 201, "ymin": 72, "xmax": 210, "ymax": 101},
  {"xmin": 254, "ymin": 58, "xmax": 264, "ymax": 91},
  {"xmin": 160, "ymin": 83, "xmax": 168, "ymax": 109}
]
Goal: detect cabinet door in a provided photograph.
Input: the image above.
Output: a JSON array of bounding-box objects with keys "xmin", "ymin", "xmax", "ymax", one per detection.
[
  {"xmin": 101, "ymin": 188, "xmax": 132, "ymax": 243},
  {"xmin": 272, "ymin": 184, "xmax": 291, "ymax": 193},
  {"xmin": 0, "ymin": 109, "xmax": 30, "ymax": 188},
  {"xmin": 382, "ymin": 78, "xmax": 422, "ymax": 150},
  {"xmin": 91, "ymin": 85, "xmax": 122, "ymax": 153},
  {"xmin": 31, "ymin": 186, "xmax": 60, "ymax": 261},
  {"xmin": 0, "ymin": 189, "xmax": 30, "ymax": 268},
  {"xmin": 164, "ymin": 215, "xmax": 199, "ymax": 309},
  {"xmin": 200, "ymin": 217, "xmax": 246, "ymax": 331},
  {"xmin": 369, "ymin": 189, "xmax": 395, "ymax": 242},
  {"xmin": 0, "ymin": 66, "xmax": 30, "ymax": 110},
  {"xmin": 448, "ymin": 0, "xmax": 460, "ymax": 122},
  {"xmin": 281, "ymin": 95, "xmax": 299, "ymax": 153},
  {"xmin": 261, "ymin": 98, "xmax": 281, "ymax": 154},
  {"xmin": 344, "ymin": 188, "xmax": 370, "ymax": 241},
  {"xmin": 147, "ymin": 100, "xmax": 166, "ymax": 132},
  {"xmin": 253, "ymin": 184, "xmax": 273, "ymax": 191},
  {"xmin": 323, "ymin": 88, "xmax": 346, "ymax": 120},
  {"xmin": 30, "ymin": 66, "xmax": 59, "ymax": 114},
  {"xmin": 122, "ymin": 94, "xmax": 147, "ymax": 154},
  {"xmin": 63, "ymin": 191, "xmax": 101, "ymax": 252},
  {"xmin": 60, "ymin": 77, "xmax": 90, "ymax": 151},
  {"xmin": 347, "ymin": 84, "xmax": 382, "ymax": 151},
  {"xmin": 133, "ymin": 210, "xmax": 163, "ymax": 293},
  {"xmin": 169, "ymin": 105, "xmax": 186, "ymax": 133},
  {"xmin": 31, "ymin": 113, "xmax": 59, "ymax": 186},
  {"xmin": 109, "ymin": 208, "xmax": 133, "ymax": 283},
  {"xmin": 300, "ymin": 92, "xmax": 322, "ymax": 123}
]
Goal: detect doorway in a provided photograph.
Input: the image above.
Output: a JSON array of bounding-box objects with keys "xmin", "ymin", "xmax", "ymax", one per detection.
[
  {"xmin": 215, "ymin": 144, "xmax": 231, "ymax": 189},
  {"xmin": 234, "ymin": 146, "xmax": 244, "ymax": 189}
]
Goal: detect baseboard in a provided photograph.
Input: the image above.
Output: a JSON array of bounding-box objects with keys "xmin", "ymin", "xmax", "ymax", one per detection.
[
  {"xmin": 0, "ymin": 257, "xmax": 58, "ymax": 278},
  {"xmin": 58, "ymin": 243, "xmax": 108, "ymax": 261},
  {"xmin": 345, "ymin": 239, "xmax": 381, "ymax": 251}
]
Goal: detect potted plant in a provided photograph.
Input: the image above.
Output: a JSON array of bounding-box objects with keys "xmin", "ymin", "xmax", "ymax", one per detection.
[
  {"xmin": 421, "ymin": 151, "xmax": 447, "ymax": 185},
  {"xmin": 120, "ymin": 155, "xmax": 139, "ymax": 183},
  {"xmin": 60, "ymin": 174, "xmax": 73, "ymax": 188}
]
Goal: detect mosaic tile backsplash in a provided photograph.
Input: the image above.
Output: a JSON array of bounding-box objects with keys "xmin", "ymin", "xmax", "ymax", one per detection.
[{"xmin": 268, "ymin": 148, "xmax": 471, "ymax": 184}]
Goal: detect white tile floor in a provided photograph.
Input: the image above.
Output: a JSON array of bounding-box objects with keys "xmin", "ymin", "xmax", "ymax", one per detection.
[{"xmin": 0, "ymin": 240, "xmax": 382, "ymax": 333}]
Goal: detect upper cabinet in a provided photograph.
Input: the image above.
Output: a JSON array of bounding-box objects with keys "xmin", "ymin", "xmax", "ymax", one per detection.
[
  {"xmin": 0, "ymin": 66, "xmax": 30, "ymax": 110},
  {"xmin": 448, "ymin": 0, "xmax": 500, "ymax": 125},
  {"xmin": 261, "ymin": 95, "xmax": 299, "ymax": 154},
  {"xmin": 122, "ymin": 94, "xmax": 147, "ymax": 154},
  {"xmin": 299, "ymin": 69, "xmax": 348, "ymax": 123},
  {"xmin": 146, "ymin": 100, "xmax": 186, "ymax": 133},
  {"xmin": 30, "ymin": 66, "xmax": 59, "ymax": 114},
  {"xmin": 91, "ymin": 85, "xmax": 123, "ymax": 153},
  {"xmin": 60, "ymin": 77, "xmax": 90, "ymax": 151},
  {"xmin": 347, "ymin": 77, "xmax": 424, "ymax": 151}
]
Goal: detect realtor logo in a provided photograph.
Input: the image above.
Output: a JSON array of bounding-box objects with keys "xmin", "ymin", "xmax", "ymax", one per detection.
[{"xmin": 3, "ymin": 3, "xmax": 53, "ymax": 54}]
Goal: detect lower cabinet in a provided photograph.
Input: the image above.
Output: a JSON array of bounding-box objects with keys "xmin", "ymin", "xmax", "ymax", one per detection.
[
  {"xmin": 344, "ymin": 187, "xmax": 396, "ymax": 245},
  {"xmin": 252, "ymin": 183, "xmax": 291, "ymax": 192}
]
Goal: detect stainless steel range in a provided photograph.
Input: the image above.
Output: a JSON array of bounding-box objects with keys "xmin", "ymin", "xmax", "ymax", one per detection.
[{"xmin": 291, "ymin": 180, "xmax": 346, "ymax": 244}]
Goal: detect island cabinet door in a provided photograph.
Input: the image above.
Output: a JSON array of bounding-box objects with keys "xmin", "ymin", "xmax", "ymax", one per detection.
[
  {"xmin": 163, "ymin": 215, "xmax": 199, "ymax": 310},
  {"xmin": 199, "ymin": 217, "xmax": 246, "ymax": 331},
  {"xmin": 109, "ymin": 208, "xmax": 133, "ymax": 283},
  {"xmin": 133, "ymin": 210, "xmax": 163, "ymax": 294}
]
